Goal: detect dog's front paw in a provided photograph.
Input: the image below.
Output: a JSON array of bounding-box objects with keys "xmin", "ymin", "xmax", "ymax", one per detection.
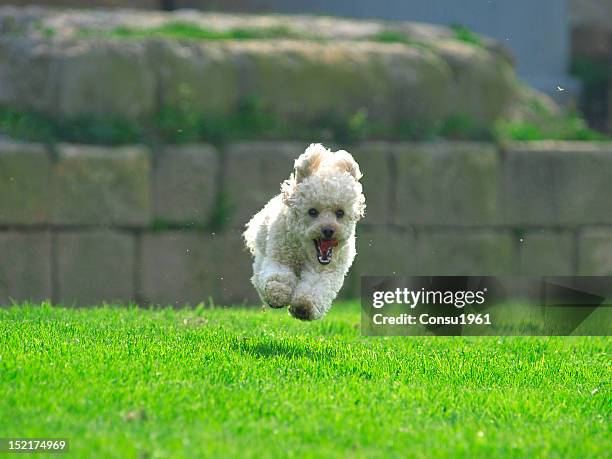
[
  {"xmin": 289, "ymin": 295, "xmax": 322, "ymax": 321},
  {"xmin": 263, "ymin": 279, "xmax": 294, "ymax": 309}
]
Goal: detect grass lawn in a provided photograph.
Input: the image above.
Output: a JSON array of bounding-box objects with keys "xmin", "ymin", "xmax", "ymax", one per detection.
[{"xmin": 0, "ymin": 302, "xmax": 609, "ymax": 458}]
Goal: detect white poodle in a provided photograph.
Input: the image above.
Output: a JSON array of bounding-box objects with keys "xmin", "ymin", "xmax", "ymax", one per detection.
[{"xmin": 244, "ymin": 144, "xmax": 366, "ymax": 320}]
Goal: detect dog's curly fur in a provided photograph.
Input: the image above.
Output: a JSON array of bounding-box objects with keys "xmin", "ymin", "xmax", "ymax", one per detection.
[{"xmin": 244, "ymin": 144, "xmax": 366, "ymax": 320}]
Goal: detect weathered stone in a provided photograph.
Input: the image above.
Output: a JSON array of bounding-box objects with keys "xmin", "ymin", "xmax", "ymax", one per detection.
[
  {"xmin": 53, "ymin": 144, "xmax": 151, "ymax": 226},
  {"xmin": 0, "ymin": 37, "xmax": 60, "ymax": 113},
  {"xmin": 140, "ymin": 231, "xmax": 218, "ymax": 306},
  {"xmin": 56, "ymin": 231, "xmax": 134, "ymax": 305},
  {"xmin": 153, "ymin": 144, "xmax": 219, "ymax": 225},
  {"xmin": 418, "ymin": 230, "xmax": 516, "ymax": 275},
  {"xmin": 519, "ymin": 230, "xmax": 574, "ymax": 275},
  {"xmin": 0, "ymin": 140, "xmax": 51, "ymax": 224},
  {"xmin": 578, "ymin": 229, "xmax": 612, "ymax": 275},
  {"xmin": 503, "ymin": 84, "xmax": 562, "ymax": 124},
  {"xmin": 343, "ymin": 225, "xmax": 418, "ymax": 301},
  {"xmin": 0, "ymin": 231, "xmax": 51, "ymax": 304},
  {"xmin": 56, "ymin": 40, "xmax": 156, "ymax": 118},
  {"xmin": 223, "ymin": 142, "xmax": 303, "ymax": 228},
  {"xmin": 434, "ymin": 40, "xmax": 517, "ymax": 122},
  {"xmin": 350, "ymin": 143, "xmax": 392, "ymax": 225},
  {"xmin": 140, "ymin": 229, "xmax": 257, "ymax": 306},
  {"xmin": 148, "ymin": 40, "xmax": 240, "ymax": 116},
  {"xmin": 571, "ymin": 24, "xmax": 611, "ymax": 59},
  {"xmin": 503, "ymin": 142, "xmax": 612, "ymax": 226},
  {"xmin": 609, "ymin": 77, "xmax": 612, "ymax": 133},
  {"xmin": 234, "ymin": 40, "xmax": 453, "ymax": 126},
  {"xmin": 215, "ymin": 229, "xmax": 259, "ymax": 305},
  {"xmin": 354, "ymin": 226, "xmax": 418, "ymax": 277},
  {"xmin": 393, "ymin": 142, "xmax": 500, "ymax": 226},
  {"xmin": 570, "ymin": 0, "xmax": 612, "ymax": 30},
  {"xmin": 0, "ymin": 9, "xmax": 540, "ymax": 127}
]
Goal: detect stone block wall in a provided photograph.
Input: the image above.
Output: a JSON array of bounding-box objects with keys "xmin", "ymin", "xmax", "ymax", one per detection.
[
  {"xmin": 0, "ymin": 8, "xmax": 519, "ymax": 134},
  {"xmin": 1, "ymin": 138, "xmax": 612, "ymax": 306}
]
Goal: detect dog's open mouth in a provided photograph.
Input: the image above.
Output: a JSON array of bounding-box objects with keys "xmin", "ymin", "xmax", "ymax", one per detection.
[{"xmin": 314, "ymin": 238, "xmax": 339, "ymax": 265}]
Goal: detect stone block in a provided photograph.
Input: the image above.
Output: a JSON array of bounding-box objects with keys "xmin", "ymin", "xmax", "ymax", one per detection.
[
  {"xmin": 234, "ymin": 40, "xmax": 453, "ymax": 126},
  {"xmin": 434, "ymin": 40, "xmax": 517, "ymax": 122},
  {"xmin": 578, "ymin": 229, "xmax": 612, "ymax": 275},
  {"xmin": 0, "ymin": 140, "xmax": 52, "ymax": 224},
  {"xmin": 393, "ymin": 142, "xmax": 500, "ymax": 226},
  {"xmin": 56, "ymin": 231, "xmax": 135, "ymax": 305},
  {"xmin": 354, "ymin": 226, "xmax": 418, "ymax": 277},
  {"xmin": 223, "ymin": 142, "xmax": 303, "ymax": 228},
  {"xmin": 140, "ymin": 231, "xmax": 218, "ymax": 306},
  {"xmin": 148, "ymin": 39, "xmax": 240, "ymax": 116},
  {"xmin": 503, "ymin": 141, "xmax": 612, "ymax": 226},
  {"xmin": 53, "ymin": 144, "xmax": 151, "ymax": 226},
  {"xmin": 0, "ymin": 37, "xmax": 60, "ymax": 113},
  {"xmin": 571, "ymin": 24, "xmax": 611, "ymax": 59},
  {"xmin": 350, "ymin": 142, "xmax": 392, "ymax": 225},
  {"xmin": 153, "ymin": 144, "xmax": 219, "ymax": 225},
  {"xmin": 519, "ymin": 230, "xmax": 574, "ymax": 275},
  {"xmin": 0, "ymin": 231, "xmax": 51, "ymax": 304},
  {"xmin": 57, "ymin": 40, "xmax": 156, "ymax": 118},
  {"xmin": 418, "ymin": 230, "xmax": 516, "ymax": 275},
  {"xmin": 140, "ymin": 229, "xmax": 258, "ymax": 306},
  {"xmin": 215, "ymin": 229, "xmax": 259, "ymax": 305}
]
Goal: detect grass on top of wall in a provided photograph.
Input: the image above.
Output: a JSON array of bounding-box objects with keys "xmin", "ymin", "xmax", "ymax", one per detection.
[
  {"xmin": 0, "ymin": 302, "xmax": 610, "ymax": 458},
  {"xmin": 494, "ymin": 116, "xmax": 609, "ymax": 142},
  {"xmin": 69, "ymin": 20, "xmax": 479, "ymax": 51},
  {"xmin": 451, "ymin": 24, "xmax": 483, "ymax": 46},
  {"xmin": 94, "ymin": 22, "xmax": 303, "ymax": 41}
]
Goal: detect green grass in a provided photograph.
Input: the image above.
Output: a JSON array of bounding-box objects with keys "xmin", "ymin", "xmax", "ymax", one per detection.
[
  {"xmin": 0, "ymin": 108, "xmax": 143, "ymax": 145},
  {"xmin": 0, "ymin": 302, "xmax": 609, "ymax": 458},
  {"xmin": 451, "ymin": 24, "xmax": 483, "ymax": 47},
  {"xmin": 1, "ymin": 104, "xmax": 608, "ymax": 146},
  {"xmin": 494, "ymin": 111, "xmax": 609, "ymax": 141},
  {"xmin": 80, "ymin": 22, "xmax": 304, "ymax": 41}
]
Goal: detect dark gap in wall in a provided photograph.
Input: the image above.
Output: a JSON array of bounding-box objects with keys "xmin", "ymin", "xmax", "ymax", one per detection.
[
  {"xmin": 133, "ymin": 230, "xmax": 143, "ymax": 305},
  {"xmin": 386, "ymin": 148, "xmax": 397, "ymax": 226},
  {"xmin": 413, "ymin": 226, "xmax": 421, "ymax": 273},
  {"xmin": 208, "ymin": 145, "xmax": 229, "ymax": 231},
  {"xmin": 496, "ymin": 145, "xmax": 506, "ymax": 225},
  {"xmin": 572, "ymin": 228, "xmax": 581, "ymax": 275},
  {"xmin": 160, "ymin": 0, "xmax": 176, "ymax": 11},
  {"xmin": 513, "ymin": 228, "xmax": 525, "ymax": 275},
  {"xmin": 50, "ymin": 230, "xmax": 59, "ymax": 304}
]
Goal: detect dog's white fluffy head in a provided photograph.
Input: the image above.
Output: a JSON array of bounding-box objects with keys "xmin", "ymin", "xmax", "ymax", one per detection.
[{"xmin": 282, "ymin": 144, "xmax": 366, "ymax": 265}]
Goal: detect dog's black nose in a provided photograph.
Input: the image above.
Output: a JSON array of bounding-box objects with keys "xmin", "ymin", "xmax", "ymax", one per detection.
[{"xmin": 321, "ymin": 227, "xmax": 335, "ymax": 239}]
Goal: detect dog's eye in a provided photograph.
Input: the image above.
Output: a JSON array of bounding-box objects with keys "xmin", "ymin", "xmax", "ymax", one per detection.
[
  {"xmin": 335, "ymin": 209, "xmax": 345, "ymax": 219},
  {"xmin": 308, "ymin": 208, "xmax": 319, "ymax": 217}
]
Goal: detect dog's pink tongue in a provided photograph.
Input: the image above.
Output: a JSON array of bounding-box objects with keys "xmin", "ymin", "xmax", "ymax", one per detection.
[{"xmin": 320, "ymin": 239, "xmax": 339, "ymax": 253}]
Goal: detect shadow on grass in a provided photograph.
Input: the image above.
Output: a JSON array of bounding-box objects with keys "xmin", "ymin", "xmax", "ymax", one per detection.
[{"xmin": 230, "ymin": 337, "xmax": 339, "ymax": 360}]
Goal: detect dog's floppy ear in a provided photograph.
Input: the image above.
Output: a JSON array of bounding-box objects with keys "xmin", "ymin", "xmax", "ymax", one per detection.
[
  {"xmin": 333, "ymin": 150, "xmax": 362, "ymax": 181},
  {"xmin": 294, "ymin": 143, "xmax": 327, "ymax": 183},
  {"xmin": 281, "ymin": 177, "xmax": 296, "ymax": 206}
]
